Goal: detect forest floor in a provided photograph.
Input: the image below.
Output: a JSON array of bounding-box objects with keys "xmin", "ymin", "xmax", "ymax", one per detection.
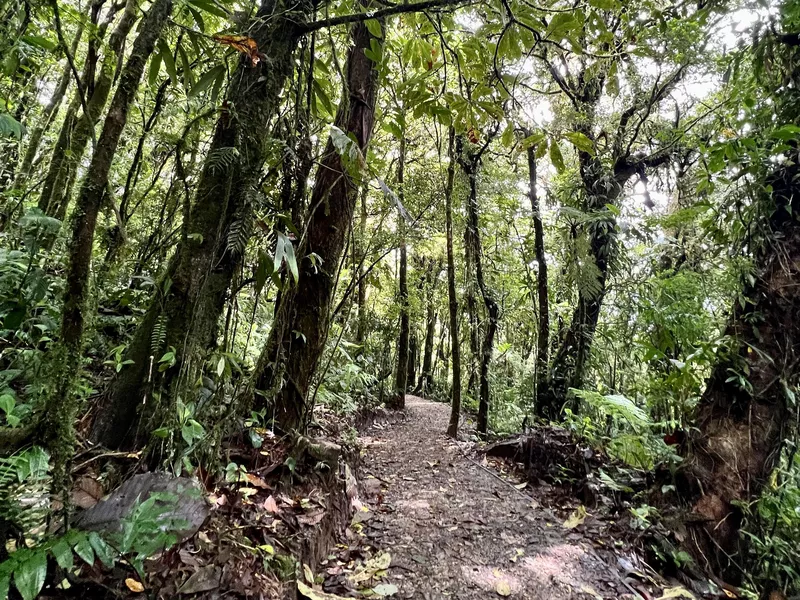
[{"xmin": 348, "ymin": 395, "xmax": 632, "ymax": 599}]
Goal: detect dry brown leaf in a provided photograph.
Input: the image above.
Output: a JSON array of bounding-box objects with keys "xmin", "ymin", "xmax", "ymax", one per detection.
[
  {"xmin": 212, "ymin": 35, "xmax": 264, "ymax": 65},
  {"xmin": 72, "ymin": 476, "xmax": 104, "ymax": 509},
  {"xmin": 245, "ymin": 473, "xmax": 269, "ymax": 489},
  {"xmin": 125, "ymin": 578, "xmax": 145, "ymax": 592},
  {"xmin": 263, "ymin": 495, "xmax": 280, "ymax": 513},
  {"xmin": 298, "ymin": 510, "xmax": 326, "ymax": 526}
]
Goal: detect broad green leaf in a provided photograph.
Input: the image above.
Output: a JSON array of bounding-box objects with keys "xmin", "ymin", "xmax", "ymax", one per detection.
[
  {"xmin": 521, "ymin": 132, "xmax": 546, "ymax": 150},
  {"xmin": 564, "ymin": 131, "xmax": 595, "ymax": 155},
  {"xmin": 0, "ymin": 393, "xmax": 14, "ymax": 415},
  {"xmin": 88, "ymin": 532, "xmax": 115, "ymax": 567},
  {"xmin": 148, "ymin": 51, "xmax": 162, "ymax": 87},
  {"xmin": 73, "ymin": 534, "xmax": 95, "ymax": 565},
  {"xmin": 21, "ymin": 35, "xmax": 57, "ymax": 52},
  {"xmin": 13, "ymin": 549, "xmax": 47, "ymax": 600},
  {"xmin": 549, "ymin": 140, "xmax": 565, "ymax": 172},
  {"xmin": 158, "ymin": 38, "xmax": 178, "ymax": 86},
  {"xmin": 51, "ymin": 538, "xmax": 74, "ymax": 571},
  {"xmin": 365, "ymin": 18, "xmax": 382, "ymax": 38},
  {"xmin": 501, "ymin": 123, "xmax": 514, "ymax": 148},
  {"xmin": 189, "ymin": 65, "xmax": 225, "ymax": 98}
]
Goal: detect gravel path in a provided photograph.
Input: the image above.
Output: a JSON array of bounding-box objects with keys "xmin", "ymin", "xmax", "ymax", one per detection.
[{"xmin": 356, "ymin": 396, "xmax": 624, "ymax": 599}]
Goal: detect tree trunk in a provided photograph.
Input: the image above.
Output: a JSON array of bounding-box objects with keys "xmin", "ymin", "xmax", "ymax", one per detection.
[
  {"xmin": 41, "ymin": 0, "xmax": 173, "ymax": 491},
  {"xmin": 682, "ymin": 159, "xmax": 799, "ymax": 581},
  {"xmin": 459, "ymin": 138, "xmax": 498, "ymax": 435},
  {"xmin": 91, "ymin": 0, "xmax": 309, "ymax": 448},
  {"xmin": 247, "ymin": 9, "xmax": 382, "ymax": 431},
  {"xmin": 12, "ymin": 17, "xmax": 85, "ymax": 192},
  {"xmin": 389, "ymin": 136, "xmax": 409, "ymax": 409},
  {"xmin": 406, "ymin": 330, "xmax": 417, "ymax": 392},
  {"xmin": 416, "ymin": 299, "xmax": 437, "ymax": 394},
  {"xmin": 527, "ymin": 144, "xmax": 551, "ymax": 418},
  {"xmin": 38, "ymin": 0, "xmax": 139, "ymax": 224},
  {"xmin": 537, "ymin": 148, "xmax": 632, "ymax": 417},
  {"xmin": 356, "ymin": 185, "xmax": 369, "ymax": 347},
  {"xmin": 445, "ymin": 130, "xmax": 462, "ymax": 437}
]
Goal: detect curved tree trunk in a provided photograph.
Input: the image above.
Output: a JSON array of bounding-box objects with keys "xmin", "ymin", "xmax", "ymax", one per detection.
[
  {"xmin": 11, "ymin": 16, "xmax": 85, "ymax": 193},
  {"xmin": 42, "ymin": 0, "xmax": 173, "ymax": 491},
  {"xmin": 38, "ymin": 0, "xmax": 139, "ymax": 224},
  {"xmin": 248, "ymin": 9, "xmax": 382, "ymax": 431},
  {"xmin": 91, "ymin": 0, "xmax": 307, "ymax": 448},
  {"xmin": 682, "ymin": 159, "xmax": 799, "ymax": 581}
]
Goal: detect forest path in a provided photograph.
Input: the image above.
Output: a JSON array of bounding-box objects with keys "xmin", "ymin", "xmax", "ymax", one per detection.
[{"xmin": 355, "ymin": 395, "xmax": 624, "ymax": 599}]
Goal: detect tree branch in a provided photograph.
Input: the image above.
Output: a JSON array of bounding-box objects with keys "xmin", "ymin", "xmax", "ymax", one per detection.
[{"xmin": 299, "ymin": 0, "xmax": 473, "ymax": 33}]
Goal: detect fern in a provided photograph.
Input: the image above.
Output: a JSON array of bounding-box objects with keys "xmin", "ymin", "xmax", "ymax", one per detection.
[
  {"xmin": 206, "ymin": 147, "xmax": 240, "ymax": 175},
  {"xmin": 569, "ymin": 388, "xmax": 650, "ymax": 431},
  {"xmin": 151, "ymin": 314, "xmax": 167, "ymax": 355}
]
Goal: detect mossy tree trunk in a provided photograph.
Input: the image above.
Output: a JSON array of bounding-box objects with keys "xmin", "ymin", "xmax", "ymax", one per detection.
[
  {"xmin": 38, "ymin": 0, "xmax": 139, "ymax": 225},
  {"xmin": 445, "ymin": 129, "xmax": 462, "ymax": 437},
  {"xmin": 458, "ymin": 137, "xmax": 498, "ymax": 435},
  {"xmin": 248, "ymin": 9, "xmax": 383, "ymax": 431},
  {"xmin": 91, "ymin": 0, "xmax": 308, "ymax": 448},
  {"xmin": 42, "ymin": 0, "xmax": 173, "ymax": 492},
  {"xmin": 390, "ymin": 136, "xmax": 409, "ymax": 409},
  {"xmin": 681, "ymin": 159, "xmax": 800, "ymax": 581}
]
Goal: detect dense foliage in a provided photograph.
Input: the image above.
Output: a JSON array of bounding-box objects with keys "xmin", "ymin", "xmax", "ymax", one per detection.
[{"xmin": 1, "ymin": 0, "xmax": 800, "ymax": 595}]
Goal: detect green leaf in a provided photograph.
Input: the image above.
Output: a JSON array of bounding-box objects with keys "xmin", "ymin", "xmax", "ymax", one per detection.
[
  {"xmin": 0, "ymin": 393, "xmax": 14, "ymax": 415},
  {"xmin": 51, "ymin": 538, "xmax": 74, "ymax": 571},
  {"xmin": 187, "ymin": 0, "xmax": 227, "ymax": 19},
  {"xmin": 564, "ymin": 131, "xmax": 595, "ymax": 155},
  {"xmin": 549, "ymin": 140, "xmax": 565, "ymax": 172},
  {"xmin": 0, "ymin": 113, "xmax": 25, "ymax": 139},
  {"xmin": 152, "ymin": 427, "xmax": 170, "ymax": 438},
  {"xmin": 148, "ymin": 51, "xmax": 162, "ymax": 87},
  {"xmin": 773, "ymin": 124, "xmax": 800, "ymax": 141},
  {"xmin": 88, "ymin": 532, "xmax": 115, "ymax": 567},
  {"xmin": 313, "ymin": 79, "xmax": 334, "ymax": 116},
  {"xmin": 521, "ymin": 132, "xmax": 546, "ymax": 150},
  {"xmin": 189, "ymin": 65, "xmax": 225, "ymax": 99},
  {"xmin": 546, "ymin": 13, "xmax": 578, "ymax": 39},
  {"xmin": 73, "ymin": 534, "xmax": 95, "ymax": 565},
  {"xmin": 21, "ymin": 35, "xmax": 57, "ymax": 52},
  {"xmin": 158, "ymin": 38, "xmax": 178, "ymax": 86},
  {"xmin": 365, "ymin": 18, "xmax": 382, "ymax": 38},
  {"xmin": 179, "ymin": 44, "xmax": 194, "ymax": 90},
  {"xmin": 13, "ymin": 550, "xmax": 47, "ymax": 600},
  {"xmin": 501, "ymin": 123, "xmax": 514, "ymax": 148}
]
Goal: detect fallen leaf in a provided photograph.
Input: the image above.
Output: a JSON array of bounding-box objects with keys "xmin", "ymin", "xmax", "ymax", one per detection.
[
  {"xmin": 514, "ymin": 482, "xmax": 527, "ymax": 490},
  {"xmin": 348, "ymin": 552, "xmax": 392, "ymax": 585},
  {"xmin": 563, "ymin": 505, "xmax": 588, "ymax": 529},
  {"xmin": 580, "ymin": 584, "xmax": 603, "ymax": 599},
  {"xmin": 657, "ymin": 587, "xmax": 697, "ymax": 599},
  {"xmin": 297, "ymin": 580, "xmax": 350, "ymax": 600},
  {"xmin": 373, "ymin": 583, "xmax": 399, "ymax": 596},
  {"xmin": 496, "ymin": 580, "xmax": 512, "ymax": 596},
  {"xmin": 125, "ymin": 578, "xmax": 145, "ymax": 592},
  {"xmin": 264, "ymin": 495, "xmax": 280, "ymax": 513},
  {"xmin": 298, "ymin": 510, "xmax": 326, "ymax": 526},
  {"xmin": 73, "ymin": 476, "xmax": 104, "ymax": 509},
  {"xmin": 303, "ymin": 563, "xmax": 315, "ymax": 584},
  {"xmin": 246, "ymin": 473, "xmax": 269, "ymax": 488},
  {"xmin": 178, "ymin": 565, "xmax": 221, "ymax": 594}
]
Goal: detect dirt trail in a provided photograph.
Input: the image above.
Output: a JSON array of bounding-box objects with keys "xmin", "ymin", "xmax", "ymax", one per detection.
[{"xmin": 356, "ymin": 396, "xmax": 625, "ymax": 599}]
